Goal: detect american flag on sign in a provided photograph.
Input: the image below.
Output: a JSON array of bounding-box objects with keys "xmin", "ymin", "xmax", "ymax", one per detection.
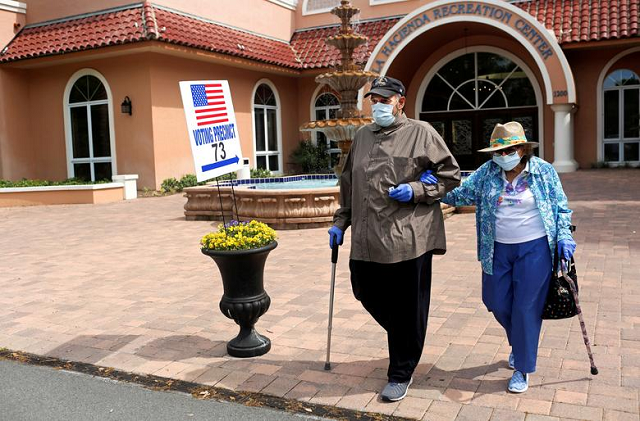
[{"xmin": 190, "ymin": 83, "xmax": 228, "ymax": 127}]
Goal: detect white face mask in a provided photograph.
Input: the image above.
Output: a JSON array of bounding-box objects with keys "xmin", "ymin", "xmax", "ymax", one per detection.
[
  {"xmin": 371, "ymin": 102, "xmax": 396, "ymax": 127},
  {"xmin": 492, "ymin": 151, "xmax": 521, "ymax": 171}
]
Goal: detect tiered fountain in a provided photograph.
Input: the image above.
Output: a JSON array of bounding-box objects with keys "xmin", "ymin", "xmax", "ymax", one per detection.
[
  {"xmin": 300, "ymin": 0, "xmax": 378, "ymax": 174},
  {"xmin": 183, "ymin": 0, "xmax": 378, "ymax": 228}
]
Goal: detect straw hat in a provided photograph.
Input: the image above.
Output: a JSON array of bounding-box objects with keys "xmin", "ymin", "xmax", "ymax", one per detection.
[{"xmin": 478, "ymin": 121, "xmax": 539, "ymax": 152}]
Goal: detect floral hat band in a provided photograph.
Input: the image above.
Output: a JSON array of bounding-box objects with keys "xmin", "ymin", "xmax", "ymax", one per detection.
[{"xmin": 478, "ymin": 121, "xmax": 539, "ymax": 153}]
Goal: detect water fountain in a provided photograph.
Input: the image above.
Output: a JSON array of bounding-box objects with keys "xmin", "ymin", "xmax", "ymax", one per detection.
[
  {"xmin": 183, "ymin": 1, "xmax": 379, "ymax": 228},
  {"xmin": 300, "ymin": 0, "xmax": 378, "ymax": 174}
]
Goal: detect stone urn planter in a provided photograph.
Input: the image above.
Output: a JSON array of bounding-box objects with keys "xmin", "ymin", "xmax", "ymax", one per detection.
[{"xmin": 200, "ymin": 220, "xmax": 277, "ymax": 357}]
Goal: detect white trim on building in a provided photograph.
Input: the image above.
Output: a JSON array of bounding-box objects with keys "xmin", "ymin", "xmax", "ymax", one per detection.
[
  {"xmin": 370, "ymin": 0, "xmax": 408, "ymax": 5},
  {"xmin": 251, "ymin": 78, "xmax": 283, "ymax": 174},
  {"xmin": 0, "ymin": 0, "xmax": 26, "ymax": 14},
  {"xmin": 267, "ymin": 0, "xmax": 298, "ymax": 10},
  {"xmin": 596, "ymin": 47, "xmax": 640, "ymax": 164},
  {"xmin": 62, "ymin": 68, "xmax": 118, "ymax": 181}
]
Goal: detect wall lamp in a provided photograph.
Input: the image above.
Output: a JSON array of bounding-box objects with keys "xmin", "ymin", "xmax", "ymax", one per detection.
[{"xmin": 121, "ymin": 96, "xmax": 132, "ymax": 115}]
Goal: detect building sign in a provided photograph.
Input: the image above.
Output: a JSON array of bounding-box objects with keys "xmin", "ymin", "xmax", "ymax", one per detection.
[
  {"xmin": 367, "ymin": 0, "xmax": 575, "ymax": 104},
  {"xmin": 179, "ymin": 80, "xmax": 243, "ymax": 181},
  {"xmin": 371, "ymin": 1, "xmax": 555, "ymax": 73}
]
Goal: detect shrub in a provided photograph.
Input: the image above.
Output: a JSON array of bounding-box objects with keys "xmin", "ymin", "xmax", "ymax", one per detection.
[
  {"xmin": 290, "ymin": 140, "xmax": 330, "ymax": 174},
  {"xmin": 179, "ymin": 174, "xmax": 198, "ymax": 189},
  {"xmin": 160, "ymin": 177, "xmax": 181, "ymax": 193},
  {"xmin": 0, "ymin": 178, "xmax": 110, "ymax": 188},
  {"xmin": 250, "ymin": 168, "xmax": 273, "ymax": 178}
]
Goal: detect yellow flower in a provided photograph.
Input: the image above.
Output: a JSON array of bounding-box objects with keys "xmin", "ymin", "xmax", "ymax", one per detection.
[{"xmin": 201, "ymin": 220, "xmax": 277, "ymax": 251}]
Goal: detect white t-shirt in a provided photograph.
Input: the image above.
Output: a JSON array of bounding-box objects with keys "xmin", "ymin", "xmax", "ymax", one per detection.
[{"xmin": 495, "ymin": 163, "xmax": 547, "ymax": 244}]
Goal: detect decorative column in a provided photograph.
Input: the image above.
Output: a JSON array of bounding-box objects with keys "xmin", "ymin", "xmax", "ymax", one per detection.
[{"xmin": 550, "ymin": 104, "xmax": 578, "ymax": 172}]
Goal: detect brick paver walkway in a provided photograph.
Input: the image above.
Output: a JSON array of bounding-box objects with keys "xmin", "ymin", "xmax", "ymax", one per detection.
[{"xmin": 1, "ymin": 169, "xmax": 639, "ymax": 420}]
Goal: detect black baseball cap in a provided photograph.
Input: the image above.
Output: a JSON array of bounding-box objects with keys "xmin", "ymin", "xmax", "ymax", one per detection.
[{"xmin": 364, "ymin": 76, "xmax": 406, "ymax": 98}]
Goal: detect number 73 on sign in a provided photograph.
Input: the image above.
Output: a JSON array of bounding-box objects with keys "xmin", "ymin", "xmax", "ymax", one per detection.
[{"xmin": 179, "ymin": 80, "xmax": 244, "ymax": 182}]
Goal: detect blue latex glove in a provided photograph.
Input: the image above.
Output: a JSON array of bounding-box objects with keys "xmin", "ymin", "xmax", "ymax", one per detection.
[
  {"xmin": 328, "ymin": 226, "xmax": 343, "ymax": 249},
  {"xmin": 388, "ymin": 184, "xmax": 414, "ymax": 202},
  {"xmin": 420, "ymin": 170, "xmax": 438, "ymax": 184},
  {"xmin": 558, "ymin": 238, "xmax": 576, "ymax": 261}
]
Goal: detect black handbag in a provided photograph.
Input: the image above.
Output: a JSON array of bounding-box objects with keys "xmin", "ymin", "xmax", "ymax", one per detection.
[{"xmin": 542, "ymin": 252, "xmax": 579, "ymax": 320}]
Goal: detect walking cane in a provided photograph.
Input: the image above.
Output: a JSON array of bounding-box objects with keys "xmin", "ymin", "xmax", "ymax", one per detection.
[
  {"xmin": 561, "ymin": 259, "xmax": 598, "ymax": 375},
  {"xmin": 324, "ymin": 243, "xmax": 339, "ymax": 371}
]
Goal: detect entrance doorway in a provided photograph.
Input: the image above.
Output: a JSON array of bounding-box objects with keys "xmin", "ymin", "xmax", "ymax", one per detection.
[
  {"xmin": 418, "ymin": 51, "xmax": 539, "ymax": 170},
  {"xmin": 424, "ymin": 111, "xmax": 537, "ymax": 169}
]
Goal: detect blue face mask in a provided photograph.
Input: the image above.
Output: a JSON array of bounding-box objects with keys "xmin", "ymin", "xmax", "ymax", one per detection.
[
  {"xmin": 371, "ymin": 102, "xmax": 396, "ymax": 127},
  {"xmin": 493, "ymin": 151, "xmax": 521, "ymax": 171}
]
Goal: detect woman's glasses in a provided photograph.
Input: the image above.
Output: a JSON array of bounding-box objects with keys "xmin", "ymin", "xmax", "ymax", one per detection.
[{"xmin": 493, "ymin": 146, "xmax": 519, "ymax": 156}]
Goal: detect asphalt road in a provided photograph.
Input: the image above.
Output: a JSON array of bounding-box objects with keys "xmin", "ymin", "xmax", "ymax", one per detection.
[{"xmin": 0, "ymin": 360, "xmax": 333, "ymax": 421}]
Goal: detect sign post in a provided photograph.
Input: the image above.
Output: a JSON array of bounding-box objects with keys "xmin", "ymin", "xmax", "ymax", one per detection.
[{"xmin": 179, "ymin": 80, "xmax": 243, "ymax": 182}]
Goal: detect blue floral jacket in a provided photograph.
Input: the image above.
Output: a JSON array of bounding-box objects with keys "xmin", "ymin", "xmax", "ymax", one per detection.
[{"xmin": 442, "ymin": 156, "xmax": 573, "ymax": 275}]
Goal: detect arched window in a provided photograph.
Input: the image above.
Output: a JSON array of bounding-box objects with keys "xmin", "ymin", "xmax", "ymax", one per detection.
[
  {"xmin": 253, "ymin": 83, "xmax": 281, "ymax": 172},
  {"xmin": 419, "ymin": 51, "xmax": 538, "ymax": 169},
  {"xmin": 65, "ymin": 72, "xmax": 114, "ymax": 181},
  {"xmin": 314, "ymin": 92, "xmax": 341, "ymax": 168},
  {"xmin": 422, "ymin": 52, "xmax": 536, "ymax": 112},
  {"xmin": 603, "ymin": 69, "xmax": 640, "ymax": 163}
]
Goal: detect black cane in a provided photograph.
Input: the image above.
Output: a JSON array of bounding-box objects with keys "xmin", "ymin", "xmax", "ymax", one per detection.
[
  {"xmin": 324, "ymin": 242, "xmax": 339, "ymax": 371},
  {"xmin": 561, "ymin": 259, "xmax": 598, "ymax": 375}
]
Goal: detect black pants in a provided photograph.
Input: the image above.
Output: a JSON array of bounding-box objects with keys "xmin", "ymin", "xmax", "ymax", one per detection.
[{"xmin": 349, "ymin": 252, "xmax": 433, "ymax": 383}]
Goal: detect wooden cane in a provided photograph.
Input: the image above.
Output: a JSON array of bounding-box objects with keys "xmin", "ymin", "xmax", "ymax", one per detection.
[{"xmin": 562, "ymin": 260, "xmax": 598, "ymax": 375}]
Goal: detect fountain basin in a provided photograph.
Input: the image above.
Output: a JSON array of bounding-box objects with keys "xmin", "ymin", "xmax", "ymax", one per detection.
[
  {"xmin": 184, "ymin": 173, "xmax": 462, "ymax": 229},
  {"xmin": 184, "ymin": 175, "xmax": 340, "ymax": 229},
  {"xmin": 300, "ymin": 117, "xmax": 372, "ymax": 141},
  {"xmin": 316, "ymin": 71, "xmax": 378, "ymax": 91}
]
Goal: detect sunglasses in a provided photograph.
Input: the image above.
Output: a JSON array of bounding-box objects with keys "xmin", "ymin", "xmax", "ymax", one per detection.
[{"xmin": 493, "ymin": 146, "xmax": 519, "ymax": 156}]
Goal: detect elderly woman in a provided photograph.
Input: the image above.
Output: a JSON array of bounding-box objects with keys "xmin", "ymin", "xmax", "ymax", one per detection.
[{"xmin": 420, "ymin": 122, "xmax": 576, "ymax": 393}]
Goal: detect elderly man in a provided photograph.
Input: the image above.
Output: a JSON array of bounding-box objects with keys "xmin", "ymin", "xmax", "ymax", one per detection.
[{"xmin": 328, "ymin": 76, "xmax": 460, "ymax": 401}]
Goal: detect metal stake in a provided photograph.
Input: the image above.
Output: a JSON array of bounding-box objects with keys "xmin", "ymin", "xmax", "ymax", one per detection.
[{"xmin": 215, "ymin": 179, "xmax": 227, "ymax": 228}]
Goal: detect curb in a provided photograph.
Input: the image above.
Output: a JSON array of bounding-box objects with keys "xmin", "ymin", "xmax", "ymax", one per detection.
[{"xmin": 0, "ymin": 348, "xmax": 413, "ymax": 421}]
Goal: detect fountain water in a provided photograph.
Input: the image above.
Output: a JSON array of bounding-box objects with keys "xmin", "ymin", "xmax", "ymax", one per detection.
[{"xmin": 300, "ymin": 0, "xmax": 378, "ymax": 174}]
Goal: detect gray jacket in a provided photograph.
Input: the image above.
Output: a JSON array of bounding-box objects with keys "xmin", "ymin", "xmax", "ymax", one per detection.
[{"xmin": 333, "ymin": 113, "xmax": 461, "ymax": 263}]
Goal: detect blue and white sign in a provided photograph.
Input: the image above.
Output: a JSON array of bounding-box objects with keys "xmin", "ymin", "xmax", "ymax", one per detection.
[{"xmin": 179, "ymin": 80, "xmax": 243, "ymax": 181}]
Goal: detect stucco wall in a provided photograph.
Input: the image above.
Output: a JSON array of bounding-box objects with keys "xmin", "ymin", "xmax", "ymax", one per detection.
[
  {"xmin": 0, "ymin": 8, "xmax": 24, "ymax": 48},
  {"xmin": 566, "ymin": 47, "xmax": 640, "ymax": 167},
  {"xmin": 1, "ymin": 53, "xmax": 156, "ymax": 187},
  {"xmin": 296, "ymin": 0, "xmax": 430, "ymax": 30},
  {"xmin": 146, "ymin": 53, "xmax": 302, "ymax": 188},
  {"xmin": 0, "ymin": 68, "xmax": 32, "ymax": 180},
  {"xmin": 23, "ymin": 0, "xmax": 296, "ymax": 42}
]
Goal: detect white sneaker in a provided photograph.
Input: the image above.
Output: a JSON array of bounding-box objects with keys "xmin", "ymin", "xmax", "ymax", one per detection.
[{"xmin": 508, "ymin": 371, "xmax": 528, "ymax": 393}]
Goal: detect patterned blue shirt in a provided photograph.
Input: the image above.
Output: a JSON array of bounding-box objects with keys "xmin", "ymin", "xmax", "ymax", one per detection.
[{"xmin": 442, "ymin": 156, "xmax": 573, "ymax": 275}]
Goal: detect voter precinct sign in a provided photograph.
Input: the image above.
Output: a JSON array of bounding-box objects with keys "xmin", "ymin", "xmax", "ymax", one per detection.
[{"xmin": 179, "ymin": 80, "xmax": 243, "ymax": 181}]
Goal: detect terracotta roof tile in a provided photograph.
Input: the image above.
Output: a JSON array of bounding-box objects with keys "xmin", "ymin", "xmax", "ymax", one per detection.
[
  {"xmin": 0, "ymin": 6, "xmax": 146, "ymax": 61},
  {"xmin": 290, "ymin": 17, "xmax": 400, "ymax": 69},
  {"xmin": 0, "ymin": 3, "xmax": 300, "ymax": 67},
  {"xmin": 1, "ymin": 1, "xmax": 639, "ymax": 66},
  {"xmin": 153, "ymin": 7, "xmax": 299, "ymax": 68},
  {"xmin": 514, "ymin": 0, "xmax": 640, "ymax": 44}
]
